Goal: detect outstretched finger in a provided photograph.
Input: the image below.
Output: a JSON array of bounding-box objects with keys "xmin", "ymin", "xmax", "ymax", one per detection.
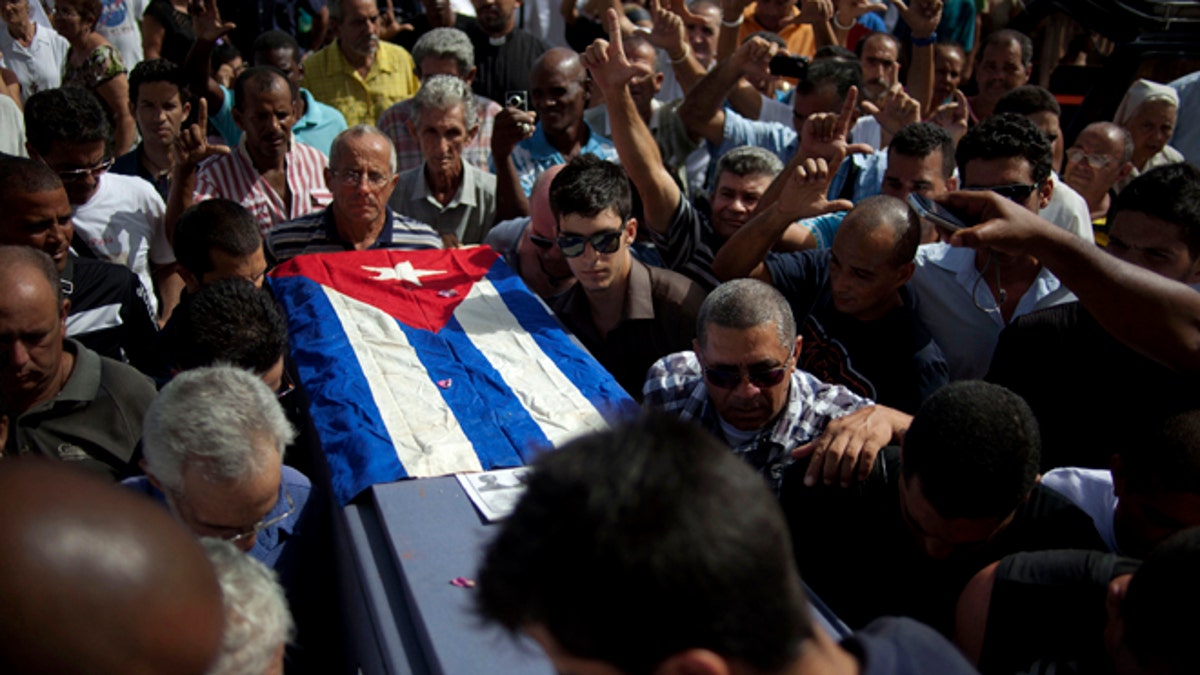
[
  {"xmin": 195, "ymin": 96, "xmax": 209, "ymax": 135},
  {"xmin": 605, "ymin": 8, "xmax": 625, "ymax": 56},
  {"xmin": 835, "ymin": 85, "xmax": 859, "ymax": 138}
]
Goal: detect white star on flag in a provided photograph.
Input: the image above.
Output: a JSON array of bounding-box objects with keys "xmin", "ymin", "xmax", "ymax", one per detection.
[{"xmin": 362, "ymin": 261, "xmax": 446, "ymax": 286}]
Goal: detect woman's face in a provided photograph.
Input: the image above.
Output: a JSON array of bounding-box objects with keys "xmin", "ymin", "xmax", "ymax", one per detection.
[
  {"xmin": 0, "ymin": 0, "xmax": 30, "ymax": 26},
  {"xmin": 1125, "ymin": 98, "xmax": 1178, "ymax": 166},
  {"xmin": 51, "ymin": 1, "xmax": 91, "ymax": 40}
]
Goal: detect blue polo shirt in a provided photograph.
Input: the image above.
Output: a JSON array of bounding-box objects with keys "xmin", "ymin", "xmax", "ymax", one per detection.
[{"xmin": 504, "ymin": 122, "xmax": 620, "ymax": 195}]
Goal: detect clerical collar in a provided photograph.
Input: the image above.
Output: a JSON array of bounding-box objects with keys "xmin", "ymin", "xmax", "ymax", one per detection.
[{"xmin": 488, "ymin": 34, "xmax": 508, "ymax": 46}]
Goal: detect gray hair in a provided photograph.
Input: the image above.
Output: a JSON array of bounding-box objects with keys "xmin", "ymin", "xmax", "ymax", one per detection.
[
  {"xmin": 696, "ymin": 279, "xmax": 796, "ymax": 350},
  {"xmin": 0, "ymin": 245, "xmax": 62, "ymax": 304},
  {"xmin": 412, "ymin": 28, "xmax": 476, "ymax": 77},
  {"xmin": 142, "ymin": 366, "xmax": 296, "ymax": 493},
  {"xmin": 713, "ymin": 146, "xmax": 784, "ymax": 186},
  {"xmin": 330, "ymin": 124, "xmax": 398, "ymax": 175},
  {"xmin": 412, "ymin": 74, "xmax": 479, "ymax": 131},
  {"xmin": 202, "ymin": 538, "xmax": 294, "ymax": 675}
]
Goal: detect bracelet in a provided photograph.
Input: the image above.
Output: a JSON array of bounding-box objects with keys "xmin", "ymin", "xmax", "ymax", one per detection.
[
  {"xmin": 831, "ymin": 13, "xmax": 855, "ymax": 30},
  {"xmin": 721, "ymin": 14, "xmax": 744, "ymax": 27},
  {"xmin": 669, "ymin": 44, "xmax": 692, "ymax": 64},
  {"xmin": 911, "ymin": 31, "xmax": 938, "ymax": 46}
]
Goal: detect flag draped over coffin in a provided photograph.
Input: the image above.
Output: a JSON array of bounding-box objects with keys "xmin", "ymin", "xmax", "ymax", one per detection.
[{"xmin": 270, "ymin": 247, "xmax": 637, "ymax": 505}]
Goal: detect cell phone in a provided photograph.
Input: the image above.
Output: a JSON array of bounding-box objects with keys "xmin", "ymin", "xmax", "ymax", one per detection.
[
  {"xmin": 769, "ymin": 54, "xmax": 809, "ymax": 80},
  {"xmin": 504, "ymin": 90, "xmax": 529, "ymax": 112},
  {"xmin": 906, "ymin": 193, "xmax": 972, "ymax": 232}
]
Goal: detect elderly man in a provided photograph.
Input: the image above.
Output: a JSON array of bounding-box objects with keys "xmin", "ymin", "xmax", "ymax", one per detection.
[
  {"xmin": 0, "ymin": 461, "xmax": 224, "ymax": 675},
  {"xmin": 0, "ymin": 246, "xmax": 156, "ymax": 480},
  {"xmin": 465, "ymin": 0, "xmax": 549, "ymax": 102},
  {"xmin": 548, "ymin": 156, "xmax": 705, "ymax": 400},
  {"xmin": 301, "ymin": 0, "xmax": 420, "ymax": 126},
  {"xmin": 484, "ymin": 164, "xmax": 575, "ymax": 298},
  {"xmin": 0, "ymin": 156, "xmax": 158, "ymax": 374},
  {"xmin": 378, "ymin": 28, "xmax": 502, "ymax": 174},
  {"xmin": 389, "ymin": 75, "xmax": 497, "ymax": 246},
  {"xmin": 1062, "ymin": 121, "xmax": 1135, "ymax": 242},
  {"xmin": 857, "ymin": 31, "xmax": 901, "ymax": 104},
  {"xmin": 644, "ymin": 278, "xmax": 910, "ymax": 492},
  {"xmin": 202, "ymin": 540, "xmax": 294, "ymax": 675},
  {"xmin": 969, "ymin": 29, "xmax": 1032, "ymax": 121},
  {"xmin": 268, "ymin": 125, "xmax": 442, "ymax": 263}
]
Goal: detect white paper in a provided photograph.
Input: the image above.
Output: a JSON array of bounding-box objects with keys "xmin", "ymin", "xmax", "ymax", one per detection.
[{"xmin": 456, "ymin": 468, "xmax": 532, "ymax": 522}]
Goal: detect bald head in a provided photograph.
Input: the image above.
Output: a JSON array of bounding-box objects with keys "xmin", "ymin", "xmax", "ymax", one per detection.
[
  {"xmin": 534, "ymin": 47, "xmax": 584, "ymax": 81},
  {"xmin": 839, "ymin": 195, "xmax": 921, "ymax": 266},
  {"xmin": 0, "ymin": 460, "xmax": 225, "ymax": 675},
  {"xmin": 530, "ymin": 163, "xmax": 566, "ymax": 239}
]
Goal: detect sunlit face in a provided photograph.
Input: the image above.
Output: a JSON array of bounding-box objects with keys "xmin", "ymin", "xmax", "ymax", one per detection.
[
  {"xmin": 559, "ymin": 208, "xmax": 634, "ymax": 293},
  {"xmin": 170, "ymin": 443, "xmax": 282, "ymax": 553},
  {"xmin": 531, "ymin": 58, "xmax": 587, "ymax": 135},
  {"xmin": 0, "ymin": 267, "xmax": 67, "ymax": 411},
  {"xmin": 932, "ymin": 44, "xmax": 965, "ymax": 104},
  {"xmin": 1124, "ymin": 99, "xmax": 1177, "ymax": 167},
  {"xmin": 471, "ymin": 0, "xmax": 520, "ymax": 36},
  {"xmin": 2, "ymin": 188, "xmax": 74, "ymax": 271},
  {"xmin": 626, "ymin": 42, "xmax": 663, "ymax": 115},
  {"xmin": 416, "ymin": 103, "xmax": 475, "ymax": 178},
  {"xmin": 710, "ymin": 171, "xmax": 772, "ymax": 240},
  {"xmin": 233, "ymin": 79, "xmax": 295, "ymax": 163},
  {"xmin": 528, "ymin": 169, "xmax": 571, "ymax": 279},
  {"xmin": 326, "ymin": 133, "xmax": 398, "ymax": 231},
  {"xmin": 976, "ymin": 39, "xmax": 1030, "ymax": 105},
  {"xmin": 37, "ymin": 139, "xmax": 108, "ymax": 205},
  {"xmin": 1107, "ymin": 211, "xmax": 1200, "ymax": 284},
  {"xmin": 0, "ymin": 0, "xmax": 31, "ymax": 26},
  {"xmin": 860, "ymin": 35, "xmax": 900, "ymax": 102},
  {"xmin": 696, "ymin": 322, "xmax": 798, "ymax": 432},
  {"xmin": 686, "ymin": 4, "xmax": 721, "ymax": 68},
  {"xmin": 336, "ymin": 0, "xmax": 381, "ymax": 58},
  {"xmin": 753, "ymin": 0, "xmax": 792, "ymax": 32},
  {"xmin": 882, "ymin": 150, "xmax": 952, "ymax": 200},
  {"xmin": 1026, "ymin": 110, "xmax": 1063, "ymax": 172},
  {"xmin": 1063, "ymin": 125, "xmax": 1128, "ymax": 200},
  {"xmin": 828, "ymin": 222, "xmax": 911, "ymax": 321},
  {"xmin": 133, "ymin": 81, "xmax": 191, "ymax": 150},
  {"xmin": 898, "ymin": 473, "xmax": 1013, "ymax": 560}
]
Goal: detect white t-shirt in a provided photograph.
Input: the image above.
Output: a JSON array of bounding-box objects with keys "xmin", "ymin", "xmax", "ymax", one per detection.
[
  {"xmin": 93, "ymin": 0, "xmax": 146, "ymax": 71},
  {"xmin": 1040, "ymin": 172, "xmax": 1095, "ymax": 243},
  {"xmin": 71, "ymin": 173, "xmax": 171, "ymax": 315},
  {"xmin": 0, "ymin": 94, "xmax": 25, "ymax": 156},
  {"xmin": 1042, "ymin": 467, "xmax": 1120, "ymax": 553},
  {"xmin": 0, "ymin": 21, "xmax": 70, "ymax": 103}
]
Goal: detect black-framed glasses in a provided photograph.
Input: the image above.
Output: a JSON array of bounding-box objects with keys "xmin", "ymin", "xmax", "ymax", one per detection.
[
  {"xmin": 702, "ymin": 354, "xmax": 795, "ymax": 390},
  {"xmin": 528, "ymin": 233, "xmax": 555, "ymax": 250},
  {"xmin": 966, "ymin": 183, "xmax": 1039, "ymax": 204},
  {"xmin": 556, "ymin": 222, "xmax": 627, "ymax": 258},
  {"xmin": 54, "ymin": 157, "xmax": 114, "ymax": 182},
  {"xmin": 330, "ymin": 169, "xmax": 391, "ymax": 188},
  {"xmin": 1066, "ymin": 148, "xmax": 1116, "ymax": 169}
]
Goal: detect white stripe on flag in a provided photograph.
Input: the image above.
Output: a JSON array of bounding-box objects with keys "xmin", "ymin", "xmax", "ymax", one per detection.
[
  {"xmin": 456, "ymin": 278, "xmax": 610, "ymax": 444},
  {"xmin": 321, "ymin": 284, "xmax": 484, "ymax": 477},
  {"xmin": 65, "ymin": 303, "xmax": 123, "ymax": 336}
]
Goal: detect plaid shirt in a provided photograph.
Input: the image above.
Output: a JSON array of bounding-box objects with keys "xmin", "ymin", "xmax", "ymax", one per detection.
[
  {"xmin": 643, "ymin": 351, "xmax": 871, "ymax": 492},
  {"xmin": 302, "ymin": 40, "xmax": 420, "ymax": 127},
  {"xmin": 377, "ymin": 94, "xmax": 502, "ymax": 175}
]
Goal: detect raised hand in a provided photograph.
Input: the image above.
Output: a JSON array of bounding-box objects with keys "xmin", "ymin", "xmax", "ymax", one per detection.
[
  {"xmin": 188, "ymin": 0, "xmax": 235, "ymax": 43},
  {"xmin": 862, "ymin": 83, "xmax": 921, "ymax": 136},
  {"xmin": 733, "ymin": 35, "xmax": 779, "ymax": 83},
  {"xmin": 787, "ymin": 0, "xmax": 834, "ymax": 26},
  {"xmin": 176, "ymin": 98, "xmax": 230, "ymax": 168},
  {"xmin": 927, "ymin": 88, "xmax": 970, "ymax": 144},
  {"xmin": 792, "ymin": 405, "xmax": 911, "ymax": 487},
  {"xmin": 777, "ymin": 151, "xmax": 855, "ymax": 221},
  {"xmin": 647, "ymin": 0, "xmax": 687, "ymax": 57},
  {"xmin": 892, "ymin": 0, "xmax": 942, "ymax": 38},
  {"xmin": 492, "ymin": 106, "xmax": 538, "ymax": 157},
  {"xmin": 584, "ymin": 11, "xmax": 654, "ymax": 93},
  {"xmin": 670, "ymin": 0, "xmax": 710, "ymax": 25},
  {"xmin": 799, "ymin": 85, "xmax": 875, "ymax": 164}
]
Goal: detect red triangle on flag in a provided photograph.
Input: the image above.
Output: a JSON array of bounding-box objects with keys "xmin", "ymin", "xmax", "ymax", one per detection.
[{"xmin": 271, "ymin": 247, "xmax": 499, "ymax": 333}]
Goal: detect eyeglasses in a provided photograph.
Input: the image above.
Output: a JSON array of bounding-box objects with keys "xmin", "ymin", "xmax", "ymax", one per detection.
[
  {"xmin": 966, "ymin": 183, "xmax": 1039, "ymax": 204},
  {"xmin": 330, "ymin": 169, "xmax": 391, "ymax": 188},
  {"xmin": 528, "ymin": 233, "xmax": 555, "ymax": 250},
  {"xmin": 54, "ymin": 157, "xmax": 114, "ymax": 182},
  {"xmin": 226, "ymin": 486, "xmax": 295, "ymax": 544},
  {"xmin": 556, "ymin": 222, "xmax": 627, "ymax": 258},
  {"xmin": 276, "ymin": 369, "xmax": 296, "ymax": 400},
  {"xmin": 702, "ymin": 355, "xmax": 795, "ymax": 390},
  {"xmin": 1066, "ymin": 148, "xmax": 1116, "ymax": 169}
]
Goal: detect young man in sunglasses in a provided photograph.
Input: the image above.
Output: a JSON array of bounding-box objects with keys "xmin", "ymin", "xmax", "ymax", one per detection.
[{"xmin": 547, "ymin": 155, "xmax": 706, "ymax": 400}]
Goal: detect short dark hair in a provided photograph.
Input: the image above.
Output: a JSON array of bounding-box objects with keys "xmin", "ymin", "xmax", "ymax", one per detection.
[
  {"xmin": 173, "ymin": 199, "xmax": 264, "ymax": 280},
  {"xmin": 795, "ymin": 59, "xmax": 863, "ymax": 101},
  {"xmin": 476, "ymin": 413, "xmax": 813, "ymax": 674},
  {"xmin": 956, "ymin": 113, "xmax": 1053, "ymax": 186},
  {"xmin": 128, "ymin": 58, "xmax": 190, "ymax": 106},
  {"xmin": 1121, "ymin": 408, "xmax": 1200, "ymax": 495},
  {"xmin": 60, "ymin": 0, "xmax": 102, "ymax": 24},
  {"xmin": 890, "ymin": 122, "xmax": 956, "ymax": 179},
  {"xmin": 232, "ymin": 66, "xmax": 296, "ymax": 111},
  {"xmin": 549, "ymin": 155, "xmax": 632, "ymax": 225},
  {"xmin": 172, "ymin": 280, "xmax": 288, "ymax": 376},
  {"xmin": 843, "ymin": 195, "xmax": 922, "ymax": 266},
  {"xmin": 696, "ymin": 279, "xmax": 796, "ymax": 350},
  {"xmin": 1109, "ymin": 163, "xmax": 1200, "ymax": 260},
  {"xmin": 252, "ymin": 30, "xmax": 301, "ymax": 60},
  {"xmin": 1122, "ymin": 527, "xmax": 1200, "ymax": 673},
  {"xmin": 995, "ymin": 85, "xmax": 1061, "ymax": 118},
  {"xmin": 814, "ymin": 45, "xmax": 856, "ymax": 62},
  {"xmin": 983, "ymin": 29, "xmax": 1033, "ymax": 66},
  {"xmin": 902, "ymin": 381, "xmax": 1041, "ymax": 519},
  {"xmin": 0, "ymin": 155, "xmax": 64, "ymax": 201},
  {"xmin": 24, "ymin": 86, "xmax": 112, "ymax": 156}
]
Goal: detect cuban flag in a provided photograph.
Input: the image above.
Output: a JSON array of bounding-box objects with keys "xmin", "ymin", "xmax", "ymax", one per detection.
[{"xmin": 270, "ymin": 247, "xmax": 637, "ymax": 505}]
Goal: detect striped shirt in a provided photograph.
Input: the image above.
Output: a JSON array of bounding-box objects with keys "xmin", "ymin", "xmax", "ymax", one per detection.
[
  {"xmin": 377, "ymin": 93, "xmax": 502, "ymax": 175},
  {"xmin": 649, "ymin": 195, "xmax": 721, "ymax": 291},
  {"xmin": 194, "ymin": 138, "xmax": 333, "ymax": 235},
  {"xmin": 302, "ymin": 41, "xmax": 420, "ymax": 127},
  {"xmin": 267, "ymin": 206, "xmax": 443, "ymax": 264}
]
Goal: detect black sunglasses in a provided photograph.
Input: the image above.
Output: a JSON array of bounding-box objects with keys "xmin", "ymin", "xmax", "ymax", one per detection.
[
  {"xmin": 556, "ymin": 222, "xmax": 627, "ymax": 258},
  {"xmin": 702, "ymin": 352, "xmax": 795, "ymax": 390},
  {"xmin": 967, "ymin": 183, "xmax": 1039, "ymax": 204},
  {"xmin": 528, "ymin": 233, "xmax": 555, "ymax": 250}
]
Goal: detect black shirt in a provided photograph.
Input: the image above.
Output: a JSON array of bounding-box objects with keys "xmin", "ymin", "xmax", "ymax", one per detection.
[
  {"xmin": 63, "ymin": 254, "xmax": 159, "ymax": 376},
  {"xmin": 465, "ymin": 23, "xmax": 549, "ymax": 104}
]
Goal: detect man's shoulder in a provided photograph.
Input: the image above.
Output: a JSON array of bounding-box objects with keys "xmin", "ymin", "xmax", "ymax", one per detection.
[
  {"xmin": 303, "ymin": 43, "xmax": 342, "ymax": 75},
  {"xmin": 642, "ymin": 351, "xmax": 705, "ymax": 408},
  {"xmin": 96, "ymin": 172, "xmax": 164, "ymax": 207},
  {"xmin": 644, "ymin": 261, "xmax": 707, "ymax": 307},
  {"xmin": 845, "ymin": 617, "xmax": 980, "ymax": 675},
  {"xmin": 378, "ymin": 40, "xmax": 416, "ymax": 67},
  {"xmin": 97, "ymin": 351, "xmax": 157, "ymax": 399},
  {"xmin": 291, "ymin": 140, "xmax": 329, "ymax": 164}
]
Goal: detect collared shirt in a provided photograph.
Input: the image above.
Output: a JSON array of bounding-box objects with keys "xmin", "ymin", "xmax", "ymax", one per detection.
[
  {"xmin": 506, "ymin": 122, "xmax": 620, "ymax": 195},
  {"xmin": 267, "ymin": 205, "xmax": 442, "ymax": 264},
  {"xmin": 302, "ymin": 40, "xmax": 420, "ymax": 127},
  {"xmin": 390, "ymin": 161, "xmax": 497, "ymax": 244},
  {"xmin": 1041, "ymin": 172, "xmax": 1096, "ymax": 242},
  {"xmin": 909, "ymin": 242, "xmax": 1077, "ymax": 380},
  {"xmin": 195, "ymin": 137, "xmax": 333, "ymax": 236},
  {"xmin": 650, "ymin": 195, "xmax": 723, "ymax": 290},
  {"xmin": 112, "ymin": 144, "xmax": 170, "ymax": 199},
  {"xmin": 377, "ymin": 93, "xmax": 502, "ymax": 175},
  {"xmin": 642, "ymin": 351, "xmax": 870, "ymax": 493},
  {"xmin": 0, "ymin": 21, "xmax": 69, "ymax": 103},
  {"xmin": 209, "ymin": 87, "xmax": 348, "ymax": 156},
  {"xmin": 550, "ymin": 258, "xmax": 705, "ymax": 400}
]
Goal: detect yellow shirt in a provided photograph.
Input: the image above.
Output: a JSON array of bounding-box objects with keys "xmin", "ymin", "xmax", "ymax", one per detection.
[
  {"xmin": 737, "ymin": 5, "xmax": 816, "ymax": 58},
  {"xmin": 302, "ymin": 40, "xmax": 419, "ymax": 127}
]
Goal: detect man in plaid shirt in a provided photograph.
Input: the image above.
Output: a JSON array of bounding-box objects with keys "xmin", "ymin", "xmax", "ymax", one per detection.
[{"xmin": 643, "ymin": 279, "xmax": 912, "ymax": 493}]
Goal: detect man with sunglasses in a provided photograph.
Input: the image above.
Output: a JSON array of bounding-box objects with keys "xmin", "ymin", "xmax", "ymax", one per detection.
[
  {"xmin": 547, "ymin": 155, "xmax": 706, "ymax": 400},
  {"xmin": 1062, "ymin": 122, "xmax": 1135, "ymax": 244},
  {"xmin": 483, "ymin": 163, "xmax": 576, "ymax": 299}
]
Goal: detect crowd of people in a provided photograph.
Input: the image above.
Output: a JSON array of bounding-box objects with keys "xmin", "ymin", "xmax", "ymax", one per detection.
[{"xmin": 1, "ymin": 0, "xmax": 1200, "ymax": 672}]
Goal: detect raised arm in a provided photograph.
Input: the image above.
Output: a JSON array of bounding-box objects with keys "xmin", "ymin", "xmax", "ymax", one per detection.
[
  {"xmin": 585, "ymin": 11, "xmax": 681, "ymax": 234},
  {"xmin": 895, "ymin": 0, "xmax": 942, "ymax": 115},
  {"xmin": 165, "ymin": 98, "xmax": 230, "ymax": 243},
  {"xmin": 491, "ymin": 106, "xmax": 539, "ymax": 221},
  {"xmin": 944, "ymin": 190, "xmax": 1200, "ymax": 372},
  {"xmin": 716, "ymin": 0, "xmax": 750, "ymax": 64},
  {"xmin": 647, "ymin": 0, "xmax": 706, "ymax": 95},
  {"xmin": 182, "ymin": 0, "xmax": 236, "ymax": 114},
  {"xmin": 678, "ymin": 36, "xmax": 778, "ymax": 145}
]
